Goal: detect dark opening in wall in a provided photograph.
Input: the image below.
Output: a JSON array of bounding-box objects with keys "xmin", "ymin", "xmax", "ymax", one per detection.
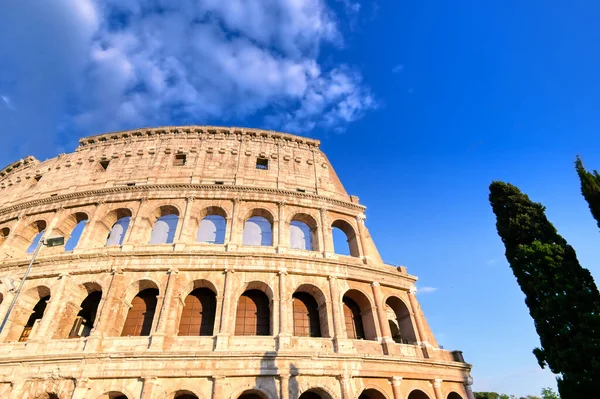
[
  {"xmin": 126, "ymin": 182, "xmax": 136, "ymax": 187},
  {"xmin": 256, "ymin": 158, "xmax": 268, "ymax": 170},
  {"xmin": 296, "ymin": 188, "xmax": 306, "ymax": 193},
  {"xmin": 99, "ymin": 160, "xmax": 110, "ymax": 171},
  {"xmin": 34, "ymin": 175, "xmax": 42, "ymax": 183},
  {"xmin": 215, "ymin": 181, "xmax": 224, "ymax": 185},
  {"xmin": 174, "ymin": 153, "xmax": 187, "ymax": 166}
]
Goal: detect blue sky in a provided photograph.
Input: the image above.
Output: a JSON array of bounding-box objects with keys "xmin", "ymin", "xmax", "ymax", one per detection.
[{"xmin": 2, "ymin": 0, "xmax": 600, "ymax": 396}]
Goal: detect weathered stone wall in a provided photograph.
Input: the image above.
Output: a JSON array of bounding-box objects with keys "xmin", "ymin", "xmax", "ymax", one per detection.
[{"xmin": 0, "ymin": 127, "xmax": 474, "ymax": 399}]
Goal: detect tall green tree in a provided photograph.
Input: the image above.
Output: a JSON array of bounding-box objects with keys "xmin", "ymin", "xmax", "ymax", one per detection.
[
  {"xmin": 489, "ymin": 181, "xmax": 600, "ymax": 398},
  {"xmin": 541, "ymin": 387, "xmax": 560, "ymax": 399},
  {"xmin": 575, "ymin": 156, "xmax": 600, "ymax": 230}
]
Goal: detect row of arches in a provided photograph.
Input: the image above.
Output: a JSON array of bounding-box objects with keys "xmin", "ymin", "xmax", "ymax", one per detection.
[
  {"xmin": 2, "ymin": 205, "xmax": 361, "ymax": 258},
  {"xmin": 6, "ymin": 279, "xmax": 418, "ymax": 346},
  {"xmin": 33, "ymin": 388, "xmax": 463, "ymax": 399}
]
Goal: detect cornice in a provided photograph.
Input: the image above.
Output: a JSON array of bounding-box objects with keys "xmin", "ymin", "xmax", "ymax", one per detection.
[{"xmin": 0, "ymin": 183, "xmax": 366, "ymax": 219}]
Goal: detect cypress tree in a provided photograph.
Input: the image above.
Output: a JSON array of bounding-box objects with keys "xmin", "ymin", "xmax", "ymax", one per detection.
[
  {"xmin": 575, "ymin": 156, "xmax": 600, "ymax": 231},
  {"xmin": 489, "ymin": 181, "xmax": 600, "ymax": 398}
]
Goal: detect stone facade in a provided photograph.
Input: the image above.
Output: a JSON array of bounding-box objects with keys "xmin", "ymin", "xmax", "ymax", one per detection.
[{"xmin": 0, "ymin": 126, "xmax": 474, "ymax": 399}]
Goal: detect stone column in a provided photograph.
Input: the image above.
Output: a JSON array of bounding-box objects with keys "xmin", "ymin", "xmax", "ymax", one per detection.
[
  {"xmin": 280, "ymin": 374, "xmax": 290, "ymax": 399},
  {"xmin": 151, "ymin": 268, "xmax": 178, "ymax": 350},
  {"xmin": 276, "ymin": 201, "xmax": 286, "ymax": 253},
  {"xmin": 211, "ymin": 376, "xmax": 224, "ymax": 399},
  {"xmin": 464, "ymin": 377, "xmax": 475, "ymax": 399},
  {"xmin": 277, "ymin": 269, "xmax": 291, "ymax": 349},
  {"xmin": 432, "ymin": 379, "xmax": 443, "ymax": 399},
  {"xmin": 90, "ymin": 268, "xmax": 125, "ymax": 339},
  {"xmin": 216, "ymin": 268, "xmax": 234, "ymax": 350},
  {"xmin": 390, "ymin": 377, "xmax": 402, "ymax": 399},
  {"xmin": 122, "ymin": 198, "xmax": 147, "ymax": 247},
  {"xmin": 227, "ymin": 198, "xmax": 240, "ymax": 250},
  {"xmin": 338, "ymin": 375, "xmax": 353, "ymax": 399},
  {"xmin": 140, "ymin": 376, "xmax": 157, "ymax": 399},
  {"xmin": 407, "ymin": 286, "xmax": 426, "ymax": 344},
  {"xmin": 175, "ymin": 196, "xmax": 194, "ymax": 247},
  {"xmin": 9, "ymin": 381, "xmax": 25, "ymax": 399},
  {"xmin": 31, "ymin": 272, "xmax": 70, "ymax": 342},
  {"xmin": 328, "ymin": 275, "xmax": 346, "ymax": 352},
  {"xmin": 70, "ymin": 378, "xmax": 91, "ymax": 399},
  {"xmin": 371, "ymin": 282, "xmax": 394, "ymax": 354},
  {"xmin": 356, "ymin": 213, "xmax": 369, "ymax": 262},
  {"xmin": 74, "ymin": 201, "xmax": 107, "ymax": 250},
  {"xmin": 319, "ymin": 208, "xmax": 331, "ymax": 257}
]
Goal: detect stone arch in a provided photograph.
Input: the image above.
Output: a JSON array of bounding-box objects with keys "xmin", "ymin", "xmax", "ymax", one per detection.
[
  {"xmin": 384, "ymin": 296, "xmax": 418, "ymax": 344},
  {"xmin": 196, "ymin": 206, "xmax": 228, "ymax": 244},
  {"xmin": 54, "ymin": 281, "xmax": 103, "ymax": 339},
  {"xmin": 408, "ymin": 390, "xmax": 431, "ymax": 399},
  {"xmin": 358, "ymin": 388, "xmax": 389, "ymax": 399},
  {"xmin": 342, "ymin": 289, "xmax": 377, "ymax": 341},
  {"xmin": 0, "ymin": 226, "xmax": 9, "ymax": 246},
  {"xmin": 178, "ymin": 282, "xmax": 218, "ymax": 336},
  {"xmin": 289, "ymin": 213, "xmax": 319, "ymax": 251},
  {"xmin": 234, "ymin": 388, "xmax": 272, "ymax": 399},
  {"xmin": 119, "ymin": 279, "xmax": 160, "ymax": 337},
  {"xmin": 234, "ymin": 281, "xmax": 274, "ymax": 336},
  {"xmin": 293, "ymin": 284, "xmax": 330, "ymax": 338},
  {"xmin": 53, "ymin": 212, "xmax": 89, "ymax": 251},
  {"xmin": 447, "ymin": 393, "xmax": 463, "ymax": 399},
  {"xmin": 148, "ymin": 205, "xmax": 180, "ymax": 244},
  {"xmin": 173, "ymin": 390, "xmax": 200, "ymax": 399},
  {"xmin": 242, "ymin": 208, "xmax": 274, "ymax": 246},
  {"xmin": 94, "ymin": 391, "xmax": 131, "ymax": 399},
  {"xmin": 5, "ymin": 285, "xmax": 51, "ymax": 342},
  {"xmin": 298, "ymin": 387, "xmax": 335, "ymax": 399},
  {"xmin": 13, "ymin": 219, "xmax": 47, "ymax": 256},
  {"xmin": 96, "ymin": 208, "xmax": 133, "ymax": 247},
  {"xmin": 32, "ymin": 393, "xmax": 59, "ymax": 399},
  {"xmin": 331, "ymin": 219, "xmax": 359, "ymax": 257}
]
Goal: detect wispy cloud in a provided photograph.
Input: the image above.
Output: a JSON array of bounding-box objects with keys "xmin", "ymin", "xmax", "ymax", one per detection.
[
  {"xmin": 392, "ymin": 64, "xmax": 404, "ymax": 73},
  {"xmin": 0, "ymin": 96, "xmax": 14, "ymax": 111},
  {"xmin": 0, "ymin": 0, "xmax": 375, "ymax": 161},
  {"xmin": 416, "ymin": 286, "xmax": 437, "ymax": 294}
]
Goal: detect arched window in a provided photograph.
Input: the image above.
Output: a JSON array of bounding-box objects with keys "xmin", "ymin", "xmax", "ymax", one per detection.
[
  {"xmin": 342, "ymin": 296, "xmax": 364, "ymax": 340},
  {"xmin": 69, "ymin": 291, "xmax": 102, "ymax": 338},
  {"xmin": 408, "ymin": 390, "xmax": 431, "ymax": 399},
  {"xmin": 178, "ymin": 288, "xmax": 217, "ymax": 336},
  {"xmin": 19, "ymin": 295, "xmax": 50, "ymax": 342},
  {"xmin": 121, "ymin": 289, "xmax": 158, "ymax": 336},
  {"xmin": 174, "ymin": 392, "xmax": 199, "ymax": 399},
  {"xmin": 26, "ymin": 221, "xmax": 47, "ymax": 254},
  {"xmin": 385, "ymin": 296, "xmax": 417, "ymax": 344},
  {"xmin": 97, "ymin": 392, "xmax": 129, "ymax": 399},
  {"xmin": 331, "ymin": 220, "xmax": 359, "ymax": 257},
  {"xmin": 34, "ymin": 394, "xmax": 59, "ymax": 399},
  {"xmin": 196, "ymin": 215, "xmax": 227, "ymax": 244},
  {"xmin": 290, "ymin": 220, "xmax": 312, "ymax": 250},
  {"xmin": 447, "ymin": 393, "xmax": 463, "ymax": 399},
  {"xmin": 64, "ymin": 215, "xmax": 89, "ymax": 251},
  {"xmin": 235, "ymin": 290, "xmax": 270, "ymax": 336},
  {"xmin": 293, "ymin": 292, "xmax": 321, "ymax": 337},
  {"xmin": 342, "ymin": 289, "xmax": 378, "ymax": 341},
  {"xmin": 106, "ymin": 216, "xmax": 131, "ymax": 246},
  {"xmin": 0, "ymin": 227, "xmax": 9, "ymax": 245},
  {"xmin": 359, "ymin": 389, "xmax": 388, "ymax": 399},
  {"xmin": 243, "ymin": 216, "xmax": 272, "ymax": 246},
  {"xmin": 237, "ymin": 391, "xmax": 268, "ymax": 399},
  {"xmin": 299, "ymin": 392, "xmax": 325, "ymax": 399},
  {"xmin": 150, "ymin": 214, "xmax": 178, "ymax": 244}
]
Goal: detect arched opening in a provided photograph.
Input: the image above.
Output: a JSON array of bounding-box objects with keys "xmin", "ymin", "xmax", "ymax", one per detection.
[
  {"xmin": 359, "ymin": 389, "xmax": 387, "ymax": 399},
  {"xmin": 63, "ymin": 213, "xmax": 89, "ymax": 251},
  {"xmin": 290, "ymin": 213, "xmax": 318, "ymax": 250},
  {"xmin": 121, "ymin": 288, "xmax": 159, "ymax": 336},
  {"xmin": 25, "ymin": 220, "xmax": 47, "ymax": 254},
  {"xmin": 106, "ymin": 211, "xmax": 132, "ymax": 246},
  {"xmin": 243, "ymin": 209, "xmax": 273, "ymax": 246},
  {"xmin": 69, "ymin": 291, "xmax": 102, "ymax": 338},
  {"xmin": 235, "ymin": 289, "xmax": 270, "ymax": 336},
  {"xmin": 196, "ymin": 214, "xmax": 227, "ymax": 244},
  {"xmin": 342, "ymin": 289, "xmax": 377, "ymax": 340},
  {"xmin": 96, "ymin": 392, "xmax": 128, "ymax": 399},
  {"xmin": 237, "ymin": 391, "xmax": 268, "ymax": 399},
  {"xmin": 178, "ymin": 288, "xmax": 217, "ymax": 336},
  {"xmin": 408, "ymin": 390, "xmax": 431, "ymax": 399},
  {"xmin": 331, "ymin": 219, "xmax": 359, "ymax": 257},
  {"xmin": 385, "ymin": 296, "xmax": 417, "ymax": 344},
  {"xmin": 447, "ymin": 393, "xmax": 463, "ymax": 399},
  {"xmin": 149, "ymin": 206, "xmax": 180, "ymax": 244},
  {"xmin": 299, "ymin": 388, "xmax": 332, "ymax": 399},
  {"xmin": 0, "ymin": 227, "xmax": 9, "ymax": 245},
  {"xmin": 19, "ymin": 294, "xmax": 50, "ymax": 342},
  {"xmin": 174, "ymin": 391, "xmax": 198, "ymax": 399},
  {"xmin": 293, "ymin": 292, "xmax": 321, "ymax": 337},
  {"xmin": 34, "ymin": 394, "xmax": 59, "ymax": 399}
]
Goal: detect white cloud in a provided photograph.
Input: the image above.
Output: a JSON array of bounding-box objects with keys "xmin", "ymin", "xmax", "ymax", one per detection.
[
  {"xmin": 392, "ymin": 64, "xmax": 404, "ymax": 73},
  {"xmin": 416, "ymin": 286, "xmax": 437, "ymax": 294},
  {"xmin": 0, "ymin": 0, "xmax": 374, "ymax": 163}
]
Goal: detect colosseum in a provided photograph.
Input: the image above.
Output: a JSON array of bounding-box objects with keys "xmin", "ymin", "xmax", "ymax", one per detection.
[{"xmin": 0, "ymin": 126, "xmax": 474, "ymax": 399}]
